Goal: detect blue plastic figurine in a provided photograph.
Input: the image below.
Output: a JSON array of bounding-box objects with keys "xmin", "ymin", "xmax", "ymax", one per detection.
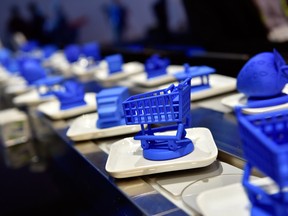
[
  {"xmin": 237, "ymin": 49, "xmax": 288, "ymax": 101},
  {"xmin": 53, "ymin": 80, "xmax": 86, "ymax": 110},
  {"xmin": 64, "ymin": 44, "xmax": 81, "ymax": 63},
  {"xmin": 105, "ymin": 54, "xmax": 123, "ymax": 74},
  {"xmin": 33, "ymin": 76, "xmax": 64, "ymax": 97},
  {"xmin": 145, "ymin": 54, "xmax": 170, "ymax": 79},
  {"xmin": 236, "ymin": 103, "xmax": 288, "ymax": 216},
  {"xmin": 19, "ymin": 59, "xmax": 47, "ymax": 85},
  {"xmin": 122, "ymin": 77, "xmax": 193, "ymax": 161},
  {"xmin": 96, "ymin": 86, "xmax": 129, "ymax": 129},
  {"xmin": 174, "ymin": 63, "xmax": 216, "ymax": 92},
  {"xmin": 82, "ymin": 42, "xmax": 101, "ymax": 61}
]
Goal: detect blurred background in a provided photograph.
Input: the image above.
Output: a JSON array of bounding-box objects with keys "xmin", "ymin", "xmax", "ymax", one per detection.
[{"xmin": 2, "ymin": 0, "xmax": 288, "ymax": 53}]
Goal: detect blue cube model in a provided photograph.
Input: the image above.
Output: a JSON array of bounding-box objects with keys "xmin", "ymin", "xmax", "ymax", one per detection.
[
  {"xmin": 96, "ymin": 86, "xmax": 129, "ymax": 129},
  {"xmin": 82, "ymin": 42, "xmax": 101, "ymax": 61},
  {"xmin": 122, "ymin": 77, "xmax": 193, "ymax": 161},
  {"xmin": 145, "ymin": 54, "xmax": 170, "ymax": 79},
  {"xmin": 53, "ymin": 80, "xmax": 86, "ymax": 110},
  {"xmin": 105, "ymin": 54, "xmax": 123, "ymax": 74}
]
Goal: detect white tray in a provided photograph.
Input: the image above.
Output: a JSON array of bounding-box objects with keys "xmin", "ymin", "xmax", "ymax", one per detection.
[
  {"xmin": 221, "ymin": 93, "xmax": 288, "ymax": 114},
  {"xmin": 105, "ymin": 128, "xmax": 218, "ymax": 178},
  {"xmin": 66, "ymin": 113, "xmax": 143, "ymax": 141},
  {"xmin": 94, "ymin": 61, "xmax": 144, "ymax": 82},
  {"xmin": 37, "ymin": 92, "xmax": 97, "ymax": 120},
  {"xmin": 128, "ymin": 65, "xmax": 183, "ymax": 87},
  {"xmin": 196, "ymin": 177, "xmax": 277, "ymax": 216},
  {"xmin": 12, "ymin": 89, "xmax": 56, "ymax": 106}
]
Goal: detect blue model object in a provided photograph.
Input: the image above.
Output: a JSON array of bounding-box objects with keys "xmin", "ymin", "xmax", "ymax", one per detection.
[
  {"xmin": 145, "ymin": 54, "xmax": 170, "ymax": 79},
  {"xmin": 53, "ymin": 80, "xmax": 86, "ymax": 110},
  {"xmin": 20, "ymin": 40, "xmax": 38, "ymax": 52},
  {"xmin": 64, "ymin": 44, "xmax": 81, "ymax": 63},
  {"xmin": 19, "ymin": 59, "xmax": 47, "ymax": 85},
  {"xmin": 82, "ymin": 42, "xmax": 101, "ymax": 61},
  {"xmin": 42, "ymin": 45, "xmax": 58, "ymax": 59},
  {"xmin": 237, "ymin": 49, "xmax": 288, "ymax": 100},
  {"xmin": 174, "ymin": 63, "xmax": 216, "ymax": 92},
  {"xmin": 236, "ymin": 105, "xmax": 288, "ymax": 215},
  {"xmin": 96, "ymin": 86, "xmax": 129, "ymax": 129},
  {"xmin": 123, "ymin": 77, "xmax": 193, "ymax": 160},
  {"xmin": 34, "ymin": 76, "xmax": 64, "ymax": 97},
  {"xmin": 0, "ymin": 48, "xmax": 11, "ymax": 64},
  {"xmin": 105, "ymin": 54, "xmax": 123, "ymax": 74}
]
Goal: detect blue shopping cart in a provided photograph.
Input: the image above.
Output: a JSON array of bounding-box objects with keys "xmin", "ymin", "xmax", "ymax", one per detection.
[
  {"xmin": 236, "ymin": 105, "xmax": 288, "ymax": 216},
  {"xmin": 123, "ymin": 77, "xmax": 193, "ymax": 160}
]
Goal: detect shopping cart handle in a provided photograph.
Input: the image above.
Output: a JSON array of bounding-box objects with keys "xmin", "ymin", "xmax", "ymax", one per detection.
[{"xmin": 164, "ymin": 84, "xmax": 175, "ymax": 93}]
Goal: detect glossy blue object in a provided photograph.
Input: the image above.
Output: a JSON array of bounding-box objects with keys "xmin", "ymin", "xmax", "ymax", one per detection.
[
  {"xmin": 237, "ymin": 49, "xmax": 288, "ymax": 99},
  {"xmin": 236, "ymin": 105, "xmax": 288, "ymax": 215},
  {"xmin": 96, "ymin": 86, "xmax": 129, "ymax": 129},
  {"xmin": 64, "ymin": 44, "xmax": 81, "ymax": 63},
  {"xmin": 145, "ymin": 54, "xmax": 169, "ymax": 79},
  {"xmin": 123, "ymin": 77, "xmax": 193, "ymax": 160},
  {"xmin": 0, "ymin": 48, "xmax": 11, "ymax": 64},
  {"xmin": 174, "ymin": 63, "xmax": 216, "ymax": 93},
  {"xmin": 20, "ymin": 40, "xmax": 38, "ymax": 52},
  {"xmin": 105, "ymin": 54, "xmax": 123, "ymax": 74},
  {"xmin": 34, "ymin": 76, "xmax": 64, "ymax": 97},
  {"xmin": 19, "ymin": 59, "xmax": 46, "ymax": 85},
  {"xmin": 42, "ymin": 45, "xmax": 58, "ymax": 59},
  {"xmin": 82, "ymin": 42, "xmax": 101, "ymax": 61},
  {"xmin": 53, "ymin": 80, "xmax": 86, "ymax": 110}
]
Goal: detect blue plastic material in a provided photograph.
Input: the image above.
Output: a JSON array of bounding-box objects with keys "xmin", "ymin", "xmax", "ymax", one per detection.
[
  {"xmin": 237, "ymin": 49, "xmax": 288, "ymax": 100},
  {"xmin": 0, "ymin": 48, "xmax": 11, "ymax": 64},
  {"xmin": 19, "ymin": 59, "xmax": 47, "ymax": 85},
  {"xmin": 82, "ymin": 42, "xmax": 101, "ymax": 61},
  {"xmin": 53, "ymin": 80, "xmax": 86, "ymax": 110},
  {"xmin": 34, "ymin": 76, "xmax": 64, "ymax": 97},
  {"xmin": 64, "ymin": 44, "xmax": 81, "ymax": 63},
  {"xmin": 20, "ymin": 40, "xmax": 38, "ymax": 52},
  {"xmin": 105, "ymin": 54, "xmax": 123, "ymax": 74},
  {"xmin": 236, "ymin": 105, "xmax": 288, "ymax": 215},
  {"xmin": 174, "ymin": 63, "xmax": 216, "ymax": 92},
  {"xmin": 145, "ymin": 54, "xmax": 170, "ymax": 79},
  {"xmin": 2, "ymin": 58, "xmax": 19, "ymax": 73},
  {"xmin": 42, "ymin": 45, "xmax": 58, "ymax": 59},
  {"xmin": 96, "ymin": 86, "xmax": 129, "ymax": 129},
  {"xmin": 123, "ymin": 77, "xmax": 193, "ymax": 160}
]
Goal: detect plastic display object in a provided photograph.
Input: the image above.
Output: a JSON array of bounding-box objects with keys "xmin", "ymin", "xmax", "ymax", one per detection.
[
  {"xmin": 174, "ymin": 63, "xmax": 216, "ymax": 92},
  {"xmin": 34, "ymin": 76, "xmax": 64, "ymax": 97},
  {"xmin": 53, "ymin": 80, "xmax": 86, "ymax": 110},
  {"xmin": 64, "ymin": 44, "xmax": 81, "ymax": 63},
  {"xmin": 0, "ymin": 48, "xmax": 11, "ymax": 64},
  {"xmin": 20, "ymin": 40, "xmax": 38, "ymax": 52},
  {"xmin": 42, "ymin": 45, "xmax": 57, "ymax": 59},
  {"xmin": 237, "ymin": 49, "xmax": 288, "ymax": 103},
  {"xmin": 20, "ymin": 59, "xmax": 47, "ymax": 85},
  {"xmin": 145, "ymin": 54, "xmax": 170, "ymax": 79},
  {"xmin": 96, "ymin": 86, "xmax": 129, "ymax": 129},
  {"xmin": 82, "ymin": 42, "xmax": 101, "ymax": 61},
  {"xmin": 236, "ymin": 106, "xmax": 288, "ymax": 215},
  {"xmin": 123, "ymin": 77, "xmax": 193, "ymax": 160},
  {"xmin": 105, "ymin": 54, "xmax": 123, "ymax": 74}
]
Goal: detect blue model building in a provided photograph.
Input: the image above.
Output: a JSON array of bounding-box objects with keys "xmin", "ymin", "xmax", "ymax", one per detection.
[{"xmin": 96, "ymin": 86, "xmax": 129, "ymax": 129}]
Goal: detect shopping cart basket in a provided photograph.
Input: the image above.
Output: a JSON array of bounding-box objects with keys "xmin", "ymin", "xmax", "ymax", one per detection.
[
  {"xmin": 122, "ymin": 77, "xmax": 193, "ymax": 160},
  {"xmin": 236, "ymin": 105, "xmax": 288, "ymax": 216}
]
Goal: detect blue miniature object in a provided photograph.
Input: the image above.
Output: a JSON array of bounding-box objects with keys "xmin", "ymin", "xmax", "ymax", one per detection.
[
  {"xmin": 0, "ymin": 48, "xmax": 11, "ymax": 64},
  {"xmin": 96, "ymin": 86, "xmax": 129, "ymax": 129},
  {"xmin": 236, "ymin": 105, "xmax": 288, "ymax": 216},
  {"xmin": 237, "ymin": 49, "xmax": 288, "ymax": 101},
  {"xmin": 20, "ymin": 40, "xmax": 38, "ymax": 52},
  {"xmin": 64, "ymin": 44, "xmax": 81, "ymax": 63},
  {"xmin": 19, "ymin": 59, "xmax": 47, "ymax": 85},
  {"xmin": 82, "ymin": 42, "xmax": 101, "ymax": 61},
  {"xmin": 34, "ymin": 76, "xmax": 64, "ymax": 97},
  {"xmin": 105, "ymin": 54, "xmax": 123, "ymax": 74},
  {"xmin": 174, "ymin": 63, "xmax": 216, "ymax": 92},
  {"xmin": 123, "ymin": 77, "xmax": 193, "ymax": 161},
  {"xmin": 42, "ymin": 45, "xmax": 58, "ymax": 59},
  {"xmin": 145, "ymin": 54, "xmax": 170, "ymax": 79},
  {"xmin": 53, "ymin": 80, "xmax": 86, "ymax": 110}
]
